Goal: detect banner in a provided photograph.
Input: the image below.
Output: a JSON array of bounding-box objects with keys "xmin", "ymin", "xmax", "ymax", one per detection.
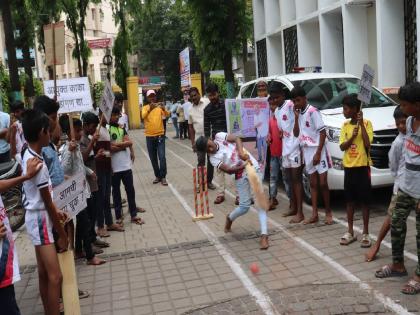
[
  {"xmin": 99, "ymin": 80, "xmax": 114, "ymax": 123},
  {"xmin": 88, "ymin": 38, "xmax": 111, "ymax": 49},
  {"xmin": 44, "ymin": 77, "xmax": 93, "ymax": 114},
  {"xmin": 179, "ymin": 48, "xmax": 191, "ymax": 88},
  {"xmin": 53, "ymin": 172, "xmax": 88, "ymax": 218},
  {"xmin": 43, "ymin": 21, "xmax": 65, "ymax": 66},
  {"xmin": 225, "ymin": 98, "xmax": 270, "ymax": 169}
]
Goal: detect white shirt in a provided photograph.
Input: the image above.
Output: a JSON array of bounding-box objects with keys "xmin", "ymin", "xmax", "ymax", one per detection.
[
  {"xmin": 297, "ymin": 104, "xmax": 325, "ymax": 148},
  {"xmin": 109, "ymin": 125, "xmax": 132, "ymax": 173},
  {"xmin": 183, "ymin": 102, "xmax": 192, "ymax": 120},
  {"xmin": 118, "ymin": 114, "xmax": 129, "ymax": 131},
  {"xmin": 209, "ymin": 132, "xmax": 259, "ymax": 172},
  {"xmin": 98, "ymin": 126, "xmax": 110, "ymax": 141},
  {"xmin": 22, "ymin": 147, "xmax": 52, "ymax": 211},
  {"xmin": 188, "ymin": 100, "xmax": 208, "ymax": 140},
  {"xmin": 389, "ymin": 132, "xmax": 405, "ymax": 194},
  {"xmin": 254, "ymin": 111, "xmax": 268, "ymax": 138},
  {"xmin": 275, "ymin": 100, "xmax": 300, "ymax": 156},
  {"xmin": 0, "ymin": 197, "xmax": 20, "ymax": 288}
]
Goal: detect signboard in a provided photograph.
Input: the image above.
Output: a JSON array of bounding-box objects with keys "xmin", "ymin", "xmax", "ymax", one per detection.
[
  {"xmin": 53, "ymin": 172, "xmax": 88, "ymax": 218},
  {"xmin": 44, "ymin": 77, "xmax": 93, "ymax": 114},
  {"xmin": 358, "ymin": 64, "xmax": 375, "ymax": 104},
  {"xmin": 43, "ymin": 21, "xmax": 65, "ymax": 66},
  {"xmin": 225, "ymin": 98, "xmax": 270, "ymax": 169},
  {"xmin": 88, "ymin": 38, "xmax": 112, "ymax": 49},
  {"xmin": 99, "ymin": 80, "xmax": 114, "ymax": 123},
  {"xmin": 179, "ymin": 47, "xmax": 191, "ymax": 87}
]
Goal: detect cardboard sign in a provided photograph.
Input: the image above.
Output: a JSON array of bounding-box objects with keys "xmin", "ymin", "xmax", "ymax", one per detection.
[
  {"xmin": 358, "ymin": 64, "xmax": 375, "ymax": 104},
  {"xmin": 99, "ymin": 80, "xmax": 114, "ymax": 123},
  {"xmin": 43, "ymin": 21, "xmax": 65, "ymax": 66},
  {"xmin": 44, "ymin": 77, "xmax": 93, "ymax": 114},
  {"xmin": 53, "ymin": 173, "xmax": 88, "ymax": 218}
]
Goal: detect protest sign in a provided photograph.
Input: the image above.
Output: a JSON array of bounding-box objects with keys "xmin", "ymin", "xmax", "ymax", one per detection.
[
  {"xmin": 99, "ymin": 80, "xmax": 114, "ymax": 123},
  {"xmin": 358, "ymin": 64, "xmax": 375, "ymax": 104},
  {"xmin": 53, "ymin": 172, "xmax": 88, "ymax": 218},
  {"xmin": 43, "ymin": 21, "xmax": 65, "ymax": 66},
  {"xmin": 44, "ymin": 77, "xmax": 93, "ymax": 114}
]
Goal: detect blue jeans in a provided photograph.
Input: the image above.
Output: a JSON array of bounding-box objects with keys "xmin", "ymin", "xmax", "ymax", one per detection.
[
  {"xmin": 146, "ymin": 136, "xmax": 167, "ymax": 179},
  {"xmin": 229, "ymin": 170, "xmax": 268, "ymax": 235},
  {"xmin": 269, "ymin": 156, "xmax": 291, "ymax": 199},
  {"xmin": 112, "ymin": 170, "xmax": 138, "ymax": 219},
  {"xmin": 256, "ymin": 137, "xmax": 267, "ymax": 162},
  {"xmin": 172, "ymin": 117, "xmax": 179, "ymax": 137},
  {"xmin": 97, "ymin": 170, "xmax": 113, "ymax": 228}
]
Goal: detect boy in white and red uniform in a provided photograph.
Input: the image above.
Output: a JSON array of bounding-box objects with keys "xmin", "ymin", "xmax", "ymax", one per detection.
[
  {"xmin": 292, "ymin": 86, "xmax": 333, "ymax": 224},
  {"xmin": 275, "ymin": 97, "xmax": 304, "ymax": 223},
  {"xmin": 0, "ymin": 157, "xmax": 44, "ymax": 315}
]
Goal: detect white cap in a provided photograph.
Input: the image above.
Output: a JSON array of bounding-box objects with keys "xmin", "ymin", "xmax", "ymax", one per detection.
[{"xmin": 146, "ymin": 90, "xmax": 156, "ymax": 97}]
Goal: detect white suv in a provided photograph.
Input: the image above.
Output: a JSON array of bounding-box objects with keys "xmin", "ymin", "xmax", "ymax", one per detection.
[{"xmin": 238, "ymin": 73, "xmax": 398, "ymax": 203}]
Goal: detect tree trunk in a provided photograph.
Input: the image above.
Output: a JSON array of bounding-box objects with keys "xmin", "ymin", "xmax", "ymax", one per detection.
[
  {"xmin": 79, "ymin": 0, "xmax": 88, "ymax": 77},
  {"xmin": 22, "ymin": 43, "xmax": 35, "ymax": 97},
  {"xmin": 223, "ymin": 51, "xmax": 235, "ymax": 98},
  {"xmin": 1, "ymin": 0, "xmax": 21, "ymax": 99}
]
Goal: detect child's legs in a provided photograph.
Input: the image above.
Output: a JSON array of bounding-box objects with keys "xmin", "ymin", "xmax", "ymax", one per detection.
[
  {"xmin": 76, "ymin": 210, "xmax": 94, "ymax": 260},
  {"xmin": 0, "ymin": 285, "xmax": 21, "ymax": 315},
  {"xmin": 269, "ymin": 156, "xmax": 280, "ymax": 199},
  {"xmin": 281, "ymin": 162, "xmax": 291, "ymax": 199},
  {"xmin": 291, "ymin": 166, "xmax": 303, "ymax": 215},
  {"xmin": 112, "ymin": 172, "xmax": 123, "ymax": 220},
  {"xmin": 229, "ymin": 177, "xmax": 251, "ymax": 221},
  {"xmin": 35, "ymin": 244, "xmax": 62, "ymax": 315},
  {"xmin": 346, "ymin": 202, "xmax": 355, "ymax": 235},
  {"xmin": 256, "ymin": 170, "xmax": 268, "ymax": 234},
  {"xmin": 309, "ymin": 172, "xmax": 318, "ymax": 215},
  {"xmin": 318, "ymin": 171, "xmax": 331, "ymax": 212},
  {"xmin": 121, "ymin": 170, "xmax": 138, "ymax": 218}
]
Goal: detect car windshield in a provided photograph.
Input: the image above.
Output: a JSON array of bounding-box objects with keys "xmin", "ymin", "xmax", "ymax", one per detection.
[{"xmin": 292, "ymin": 78, "xmax": 395, "ymax": 110}]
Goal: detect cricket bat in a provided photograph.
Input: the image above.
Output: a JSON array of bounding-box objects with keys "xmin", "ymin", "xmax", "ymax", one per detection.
[
  {"xmin": 245, "ymin": 162, "xmax": 269, "ymax": 211},
  {"xmin": 58, "ymin": 250, "xmax": 81, "ymax": 315}
]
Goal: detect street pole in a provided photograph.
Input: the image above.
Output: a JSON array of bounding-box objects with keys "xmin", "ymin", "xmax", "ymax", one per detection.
[{"xmin": 52, "ymin": 22, "xmax": 57, "ymax": 101}]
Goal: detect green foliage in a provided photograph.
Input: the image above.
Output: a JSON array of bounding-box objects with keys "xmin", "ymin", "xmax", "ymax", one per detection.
[
  {"xmin": 0, "ymin": 60, "xmax": 11, "ymax": 112},
  {"xmin": 33, "ymin": 79, "xmax": 43, "ymax": 96},
  {"xmin": 92, "ymin": 81, "xmax": 105, "ymax": 106},
  {"xmin": 208, "ymin": 75, "xmax": 238, "ymax": 99}
]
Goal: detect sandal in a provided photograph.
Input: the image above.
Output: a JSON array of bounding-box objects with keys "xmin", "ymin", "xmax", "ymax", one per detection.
[
  {"xmin": 131, "ymin": 217, "xmax": 145, "ymax": 225},
  {"xmin": 401, "ymin": 279, "xmax": 420, "ymax": 295},
  {"xmin": 87, "ymin": 257, "xmax": 107, "ymax": 266},
  {"xmin": 161, "ymin": 178, "xmax": 168, "ymax": 186},
  {"xmin": 137, "ymin": 207, "xmax": 146, "ymax": 213},
  {"xmin": 78, "ymin": 290, "xmax": 90, "ymax": 299},
  {"xmin": 107, "ymin": 224, "xmax": 125, "ymax": 232},
  {"xmin": 153, "ymin": 178, "xmax": 160, "ymax": 184},
  {"xmin": 115, "ymin": 219, "xmax": 124, "ymax": 226},
  {"xmin": 97, "ymin": 228, "xmax": 110, "ymax": 238},
  {"xmin": 360, "ymin": 234, "xmax": 372, "ymax": 248},
  {"xmin": 375, "ymin": 265, "xmax": 408, "ymax": 278},
  {"xmin": 93, "ymin": 239, "xmax": 110, "ymax": 248},
  {"xmin": 340, "ymin": 232, "xmax": 357, "ymax": 245},
  {"xmin": 304, "ymin": 216, "xmax": 319, "ymax": 225}
]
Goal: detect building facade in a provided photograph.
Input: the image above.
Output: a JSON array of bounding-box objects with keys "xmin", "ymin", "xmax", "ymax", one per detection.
[{"xmin": 253, "ymin": 0, "xmax": 419, "ymax": 90}]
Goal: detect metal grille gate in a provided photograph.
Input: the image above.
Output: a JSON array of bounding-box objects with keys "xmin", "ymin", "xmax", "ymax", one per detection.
[
  {"xmin": 256, "ymin": 39, "xmax": 268, "ymax": 77},
  {"xmin": 284, "ymin": 26, "xmax": 298, "ymax": 74},
  {"xmin": 404, "ymin": 0, "xmax": 417, "ymax": 83}
]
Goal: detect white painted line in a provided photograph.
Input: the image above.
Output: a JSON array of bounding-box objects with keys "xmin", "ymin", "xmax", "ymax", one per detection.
[
  {"xmin": 165, "ymin": 146, "xmax": 415, "ymax": 315},
  {"xmin": 138, "ymin": 145, "xmax": 280, "ymax": 315},
  {"xmin": 168, "ymin": 138, "xmax": 419, "ymax": 263}
]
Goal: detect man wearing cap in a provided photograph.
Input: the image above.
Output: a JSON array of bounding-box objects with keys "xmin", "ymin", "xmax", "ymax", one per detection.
[{"xmin": 141, "ymin": 90, "xmax": 170, "ymax": 186}]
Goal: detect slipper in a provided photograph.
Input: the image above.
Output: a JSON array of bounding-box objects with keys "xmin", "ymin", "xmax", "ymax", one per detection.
[
  {"xmin": 161, "ymin": 178, "xmax": 168, "ymax": 186},
  {"xmin": 107, "ymin": 224, "xmax": 125, "ymax": 232},
  {"xmin": 78, "ymin": 290, "xmax": 90, "ymax": 299},
  {"xmin": 153, "ymin": 178, "xmax": 160, "ymax": 184},
  {"xmin": 87, "ymin": 257, "xmax": 107, "ymax": 266},
  {"xmin": 289, "ymin": 216, "xmax": 304, "ymax": 224},
  {"xmin": 131, "ymin": 217, "xmax": 145, "ymax": 225},
  {"xmin": 340, "ymin": 232, "xmax": 357, "ymax": 245},
  {"xmin": 115, "ymin": 219, "xmax": 124, "ymax": 226},
  {"xmin": 97, "ymin": 229, "xmax": 110, "ymax": 238},
  {"xmin": 360, "ymin": 234, "xmax": 372, "ymax": 248},
  {"xmin": 304, "ymin": 216, "xmax": 319, "ymax": 225},
  {"xmin": 93, "ymin": 239, "xmax": 110, "ymax": 248},
  {"xmin": 375, "ymin": 265, "xmax": 408, "ymax": 278},
  {"xmin": 137, "ymin": 207, "xmax": 146, "ymax": 213},
  {"xmin": 401, "ymin": 279, "xmax": 420, "ymax": 295}
]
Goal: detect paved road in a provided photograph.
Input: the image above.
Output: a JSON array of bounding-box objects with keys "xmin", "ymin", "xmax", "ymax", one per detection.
[{"xmin": 14, "ymin": 129, "xmax": 419, "ymax": 315}]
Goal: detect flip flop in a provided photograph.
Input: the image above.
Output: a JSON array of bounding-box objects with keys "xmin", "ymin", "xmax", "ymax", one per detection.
[
  {"xmin": 375, "ymin": 265, "xmax": 408, "ymax": 278},
  {"xmin": 304, "ymin": 216, "xmax": 319, "ymax": 225},
  {"xmin": 289, "ymin": 216, "xmax": 304, "ymax": 224},
  {"xmin": 107, "ymin": 224, "xmax": 125, "ymax": 232},
  {"xmin": 340, "ymin": 232, "xmax": 357, "ymax": 245},
  {"xmin": 360, "ymin": 234, "xmax": 372, "ymax": 248},
  {"xmin": 137, "ymin": 207, "xmax": 146, "ymax": 213},
  {"xmin": 131, "ymin": 217, "xmax": 145, "ymax": 225},
  {"xmin": 78, "ymin": 290, "xmax": 90, "ymax": 299},
  {"xmin": 401, "ymin": 279, "xmax": 420, "ymax": 295}
]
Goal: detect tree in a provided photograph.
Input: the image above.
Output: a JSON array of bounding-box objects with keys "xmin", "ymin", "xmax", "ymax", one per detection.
[{"xmin": 187, "ymin": 0, "xmax": 251, "ymax": 97}]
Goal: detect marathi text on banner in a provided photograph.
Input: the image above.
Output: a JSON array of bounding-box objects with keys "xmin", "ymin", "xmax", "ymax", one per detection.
[
  {"xmin": 53, "ymin": 172, "xmax": 88, "ymax": 218},
  {"xmin": 43, "ymin": 77, "xmax": 93, "ymax": 114}
]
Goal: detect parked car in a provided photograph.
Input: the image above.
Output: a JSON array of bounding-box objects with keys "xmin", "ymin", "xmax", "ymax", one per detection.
[{"xmin": 238, "ymin": 72, "xmax": 398, "ymax": 203}]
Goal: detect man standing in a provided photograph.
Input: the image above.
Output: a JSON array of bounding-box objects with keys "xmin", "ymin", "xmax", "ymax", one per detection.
[
  {"xmin": 141, "ymin": 90, "xmax": 169, "ymax": 186},
  {"xmin": 204, "ymin": 83, "xmax": 227, "ymax": 202},
  {"xmin": 170, "ymin": 98, "xmax": 180, "ymax": 139},
  {"xmin": 0, "ymin": 109, "xmax": 10, "ymax": 163},
  {"xmin": 188, "ymin": 87, "xmax": 212, "ymax": 189},
  {"xmin": 182, "ymin": 93, "xmax": 192, "ymax": 139}
]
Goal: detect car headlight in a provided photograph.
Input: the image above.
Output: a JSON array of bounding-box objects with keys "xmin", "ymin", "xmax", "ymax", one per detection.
[
  {"xmin": 331, "ymin": 157, "xmax": 344, "ymax": 170},
  {"xmin": 326, "ymin": 127, "xmax": 341, "ymax": 143}
]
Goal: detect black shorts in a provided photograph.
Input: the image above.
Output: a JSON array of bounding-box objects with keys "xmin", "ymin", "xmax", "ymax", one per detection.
[
  {"xmin": 0, "ymin": 285, "xmax": 21, "ymax": 315},
  {"xmin": 344, "ymin": 166, "xmax": 371, "ymax": 204}
]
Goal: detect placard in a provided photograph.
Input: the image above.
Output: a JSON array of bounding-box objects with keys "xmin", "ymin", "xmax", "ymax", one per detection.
[
  {"xmin": 358, "ymin": 64, "xmax": 375, "ymax": 104},
  {"xmin": 53, "ymin": 172, "xmax": 88, "ymax": 218},
  {"xmin": 44, "ymin": 77, "xmax": 93, "ymax": 114},
  {"xmin": 179, "ymin": 48, "xmax": 191, "ymax": 87},
  {"xmin": 43, "ymin": 21, "xmax": 65, "ymax": 66},
  {"xmin": 99, "ymin": 80, "xmax": 114, "ymax": 123}
]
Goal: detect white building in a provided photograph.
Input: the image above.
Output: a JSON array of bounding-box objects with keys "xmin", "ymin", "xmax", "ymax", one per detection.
[{"xmin": 252, "ymin": 0, "xmax": 419, "ymax": 91}]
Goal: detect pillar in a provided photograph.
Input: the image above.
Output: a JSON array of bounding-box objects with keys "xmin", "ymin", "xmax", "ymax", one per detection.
[{"xmin": 126, "ymin": 76, "xmax": 141, "ymax": 129}]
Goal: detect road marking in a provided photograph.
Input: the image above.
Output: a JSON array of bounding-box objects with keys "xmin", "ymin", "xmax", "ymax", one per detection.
[
  {"xmin": 165, "ymin": 146, "xmax": 414, "ymax": 315},
  {"xmin": 138, "ymin": 145, "xmax": 280, "ymax": 315},
  {"xmin": 167, "ymin": 138, "xmax": 419, "ymax": 262}
]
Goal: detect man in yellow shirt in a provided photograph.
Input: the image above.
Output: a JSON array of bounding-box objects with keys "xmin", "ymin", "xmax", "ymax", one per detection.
[
  {"xmin": 339, "ymin": 94, "xmax": 373, "ymax": 247},
  {"xmin": 141, "ymin": 90, "xmax": 170, "ymax": 186}
]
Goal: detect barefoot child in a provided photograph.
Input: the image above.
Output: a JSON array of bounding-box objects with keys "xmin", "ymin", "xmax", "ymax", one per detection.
[
  {"xmin": 0, "ymin": 157, "xmax": 43, "ymax": 315},
  {"xmin": 291, "ymin": 86, "xmax": 333, "ymax": 225},
  {"xmin": 376, "ymin": 82, "xmax": 420, "ymax": 295},
  {"xmin": 365, "ymin": 106, "xmax": 407, "ymax": 262},
  {"xmin": 339, "ymin": 94, "xmax": 373, "ymax": 247},
  {"xmin": 195, "ymin": 133, "xmax": 269, "ymax": 249},
  {"xmin": 21, "ymin": 109, "xmax": 68, "ymax": 314}
]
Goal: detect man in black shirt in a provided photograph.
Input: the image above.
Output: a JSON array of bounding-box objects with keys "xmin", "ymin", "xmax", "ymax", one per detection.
[{"xmin": 204, "ymin": 83, "xmax": 228, "ymax": 204}]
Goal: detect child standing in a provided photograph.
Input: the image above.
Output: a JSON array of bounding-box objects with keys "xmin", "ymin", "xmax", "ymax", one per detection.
[
  {"xmin": 366, "ymin": 106, "xmax": 407, "ymax": 262},
  {"xmin": 339, "ymin": 94, "xmax": 373, "ymax": 247},
  {"xmin": 21, "ymin": 109, "xmax": 68, "ymax": 314},
  {"xmin": 195, "ymin": 133, "xmax": 269, "ymax": 250},
  {"xmin": 291, "ymin": 86, "xmax": 333, "ymax": 225},
  {"xmin": 0, "ymin": 157, "xmax": 43, "ymax": 315},
  {"xmin": 376, "ymin": 82, "xmax": 420, "ymax": 295},
  {"xmin": 109, "ymin": 107, "xmax": 145, "ymax": 225},
  {"xmin": 8, "ymin": 100, "xmax": 26, "ymax": 163}
]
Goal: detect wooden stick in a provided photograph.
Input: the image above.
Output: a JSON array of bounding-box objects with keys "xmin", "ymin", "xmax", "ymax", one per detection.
[{"xmin": 193, "ymin": 168, "xmax": 198, "ymax": 217}]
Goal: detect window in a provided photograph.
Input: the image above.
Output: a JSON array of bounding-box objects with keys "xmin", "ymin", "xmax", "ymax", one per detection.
[
  {"xmin": 292, "ymin": 78, "xmax": 395, "ymax": 110},
  {"xmin": 241, "ymin": 83, "xmax": 256, "ymax": 98},
  {"xmin": 100, "ymin": 64, "xmax": 108, "ymax": 82},
  {"xmin": 92, "ymin": 9, "xmax": 96, "ymax": 22}
]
